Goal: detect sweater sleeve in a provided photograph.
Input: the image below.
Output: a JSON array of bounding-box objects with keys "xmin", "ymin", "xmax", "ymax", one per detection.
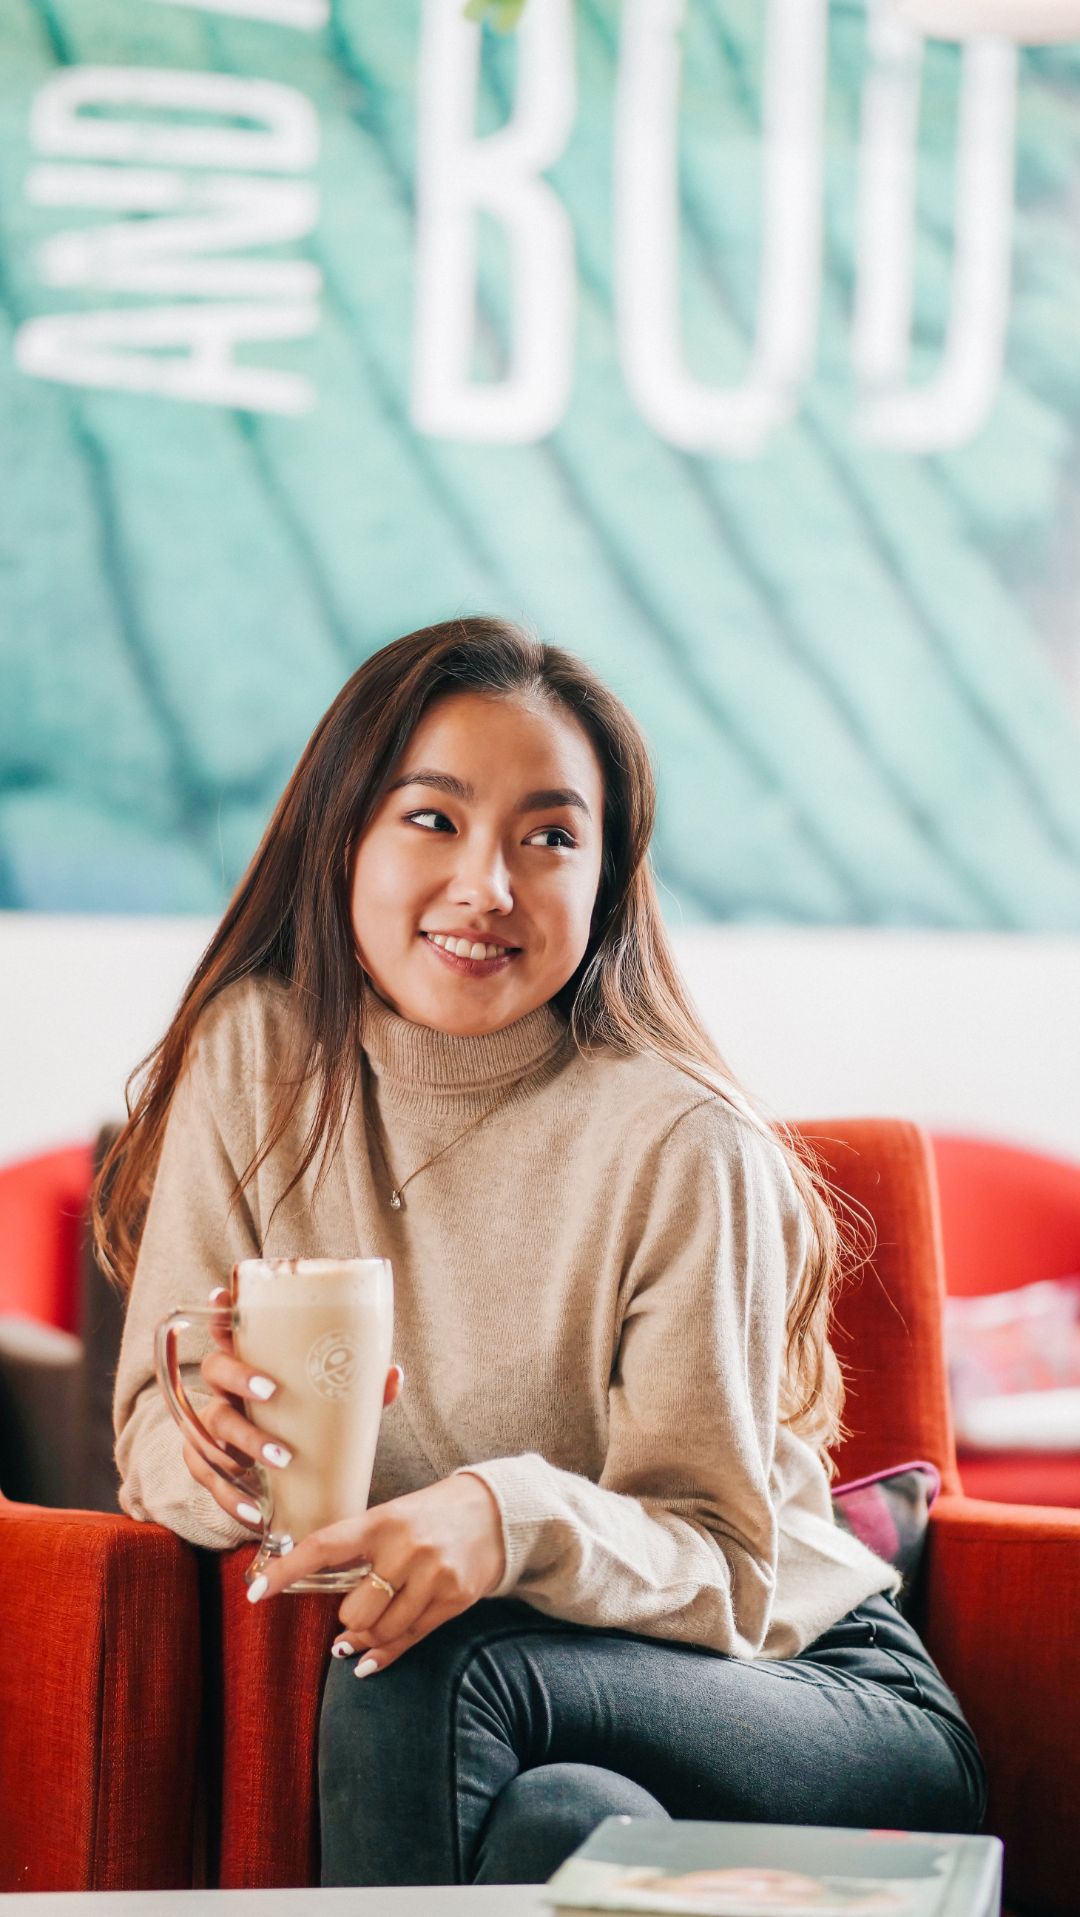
[
  {"xmin": 458, "ymin": 1099, "xmax": 807, "ymax": 1658},
  {"xmin": 112, "ymin": 996, "xmax": 260, "ymax": 1552}
]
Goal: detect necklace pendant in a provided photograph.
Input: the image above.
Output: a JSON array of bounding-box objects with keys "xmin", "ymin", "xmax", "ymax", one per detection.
[{"xmin": 389, "ymin": 1189, "xmax": 403, "ymax": 1211}]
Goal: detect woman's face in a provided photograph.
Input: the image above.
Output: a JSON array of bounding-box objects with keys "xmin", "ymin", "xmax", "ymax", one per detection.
[{"xmin": 349, "ymin": 690, "xmax": 606, "ymax": 1034}]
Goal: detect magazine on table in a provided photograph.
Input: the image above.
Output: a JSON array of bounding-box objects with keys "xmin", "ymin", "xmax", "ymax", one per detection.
[{"xmin": 542, "ymin": 1817, "xmax": 1003, "ymax": 1917}]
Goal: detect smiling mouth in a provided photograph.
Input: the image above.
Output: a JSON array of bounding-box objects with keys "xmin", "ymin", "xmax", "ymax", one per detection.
[{"xmin": 420, "ymin": 932, "xmax": 521, "ymax": 964}]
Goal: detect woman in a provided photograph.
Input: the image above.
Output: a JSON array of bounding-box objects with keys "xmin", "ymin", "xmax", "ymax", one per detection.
[{"xmin": 99, "ymin": 617, "xmax": 986, "ymax": 1887}]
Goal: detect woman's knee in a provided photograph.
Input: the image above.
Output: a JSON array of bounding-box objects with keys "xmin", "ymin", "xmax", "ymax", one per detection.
[
  {"xmin": 320, "ymin": 1600, "xmax": 520, "ymax": 1764},
  {"xmin": 320, "ymin": 1633, "xmax": 435, "ymax": 1768},
  {"xmin": 318, "ymin": 1614, "xmax": 524, "ymax": 1888},
  {"xmin": 319, "ymin": 1602, "xmax": 545, "ymax": 1859},
  {"xmin": 470, "ymin": 1763, "xmax": 668, "ymax": 1886}
]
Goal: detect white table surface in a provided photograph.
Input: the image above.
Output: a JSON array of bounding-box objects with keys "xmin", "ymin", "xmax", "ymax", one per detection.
[{"xmin": 0, "ymin": 1891, "xmax": 551, "ymax": 1914}]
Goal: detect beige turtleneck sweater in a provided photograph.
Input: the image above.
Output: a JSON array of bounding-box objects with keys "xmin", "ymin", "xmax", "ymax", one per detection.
[{"xmin": 113, "ymin": 974, "xmax": 899, "ymax": 1660}]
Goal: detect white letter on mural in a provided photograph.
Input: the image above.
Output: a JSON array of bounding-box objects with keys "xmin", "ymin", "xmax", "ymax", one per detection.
[
  {"xmin": 615, "ymin": 0, "xmax": 827, "ymax": 455},
  {"xmin": 853, "ymin": 12, "xmax": 1016, "ymax": 450},
  {"xmin": 30, "ymin": 67, "xmax": 317, "ymax": 173},
  {"xmin": 412, "ymin": 0, "xmax": 576, "ymax": 443},
  {"xmin": 29, "ymin": 168, "xmax": 321, "ymax": 300},
  {"xmin": 14, "ymin": 304, "xmax": 317, "ymax": 413},
  {"xmin": 149, "ymin": 0, "xmax": 328, "ymax": 27}
]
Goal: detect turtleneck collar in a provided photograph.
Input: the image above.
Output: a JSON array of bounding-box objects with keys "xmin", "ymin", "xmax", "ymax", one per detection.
[{"xmin": 358, "ymin": 974, "xmax": 572, "ymax": 1114}]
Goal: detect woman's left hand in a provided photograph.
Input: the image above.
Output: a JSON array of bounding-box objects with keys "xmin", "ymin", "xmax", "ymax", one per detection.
[{"xmin": 246, "ymin": 1471, "xmax": 506, "ymax": 1673}]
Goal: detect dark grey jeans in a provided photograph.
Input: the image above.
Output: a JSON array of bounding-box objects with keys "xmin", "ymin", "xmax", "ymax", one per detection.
[{"xmin": 318, "ymin": 1591, "xmax": 987, "ymax": 1887}]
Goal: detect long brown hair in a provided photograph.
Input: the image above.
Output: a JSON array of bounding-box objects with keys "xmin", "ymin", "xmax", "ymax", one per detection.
[{"xmin": 93, "ymin": 615, "xmax": 870, "ymax": 1468}]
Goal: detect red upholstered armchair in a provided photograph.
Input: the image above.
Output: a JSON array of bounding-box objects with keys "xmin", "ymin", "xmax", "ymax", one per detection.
[
  {"xmin": 0, "ymin": 1142, "xmax": 93, "ymax": 1331},
  {"xmin": 0, "ymin": 1496, "xmax": 201, "ymax": 1890},
  {"xmin": 931, "ymin": 1133, "xmax": 1080, "ymax": 1508},
  {"xmin": 2, "ymin": 1118, "xmax": 1078, "ymax": 1915}
]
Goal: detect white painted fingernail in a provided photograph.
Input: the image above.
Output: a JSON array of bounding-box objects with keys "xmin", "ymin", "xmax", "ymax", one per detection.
[
  {"xmin": 246, "ymin": 1574, "xmax": 268, "ymax": 1604},
  {"xmin": 330, "ymin": 1641, "xmax": 354, "ymax": 1659},
  {"xmin": 209, "ymin": 1287, "xmax": 230, "ymax": 1304},
  {"xmin": 237, "ymin": 1501, "xmax": 262, "ymax": 1525},
  {"xmin": 354, "ymin": 1657, "xmax": 379, "ymax": 1679},
  {"xmin": 248, "ymin": 1375, "xmax": 277, "ymax": 1400},
  {"xmin": 262, "ymin": 1442, "xmax": 291, "ymax": 1468}
]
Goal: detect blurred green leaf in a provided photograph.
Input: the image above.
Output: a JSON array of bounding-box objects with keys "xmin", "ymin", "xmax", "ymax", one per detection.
[{"xmin": 463, "ymin": 0, "xmax": 528, "ymax": 29}]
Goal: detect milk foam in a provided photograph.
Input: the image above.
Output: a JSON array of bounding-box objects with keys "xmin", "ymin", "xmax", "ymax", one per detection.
[{"xmin": 233, "ymin": 1258, "xmax": 393, "ymax": 1545}]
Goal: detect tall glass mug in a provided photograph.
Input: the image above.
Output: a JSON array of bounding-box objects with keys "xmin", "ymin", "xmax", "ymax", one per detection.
[{"xmin": 154, "ymin": 1256, "xmax": 394, "ymax": 1592}]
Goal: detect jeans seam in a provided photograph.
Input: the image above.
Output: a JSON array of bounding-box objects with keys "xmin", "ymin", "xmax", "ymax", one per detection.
[
  {"xmin": 879, "ymin": 1646, "xmax": 930, "ymax": 1707},
  {"xmin": 742, "ymin": 1660, "xmax": 915, "ymax": 1711},
  {"xmin": 862, "ymin": 1616, "xmax": 932, "ymax": 1708},
  {"xmin": 809, "ymin": 1626, "xmax": 984, "ymax": 1820},
  {"xmin": 757, "ymin": 1650, "xmax": 943, "ymax": 1725}
]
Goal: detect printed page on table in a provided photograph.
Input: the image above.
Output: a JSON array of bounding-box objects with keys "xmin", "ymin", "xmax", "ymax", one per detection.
[{"xmin": 543, "ymin": 1818, "xmax": 1004, "ymax": 1917}]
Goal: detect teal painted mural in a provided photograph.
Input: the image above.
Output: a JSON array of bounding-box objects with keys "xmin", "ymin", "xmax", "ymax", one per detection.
[{"xmin": 1, "ymin": 0, "xmax": 1079, "ymax": 926}]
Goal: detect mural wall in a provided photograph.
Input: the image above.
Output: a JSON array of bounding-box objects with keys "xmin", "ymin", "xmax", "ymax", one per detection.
[{"xmin": 1, "ymin": 0, "xmax": 1078, "ymax": 927}]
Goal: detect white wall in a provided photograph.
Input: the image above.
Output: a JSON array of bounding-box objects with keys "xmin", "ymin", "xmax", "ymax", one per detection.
[{"xmin": 2, "ymin": 912, "xmax": 1077, "ymax": 1165}]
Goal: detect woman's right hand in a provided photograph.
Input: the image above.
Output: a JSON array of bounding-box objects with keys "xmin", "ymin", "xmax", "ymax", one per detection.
[{"xmin": 180, "ymin": 1285, "xmax": 404, "ymax": 1529}]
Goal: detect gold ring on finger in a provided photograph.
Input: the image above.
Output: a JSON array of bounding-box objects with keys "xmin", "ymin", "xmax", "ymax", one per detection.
[{"xmin": 365, "ymin": 1570, "xmax": 396, "ymax": 1600}]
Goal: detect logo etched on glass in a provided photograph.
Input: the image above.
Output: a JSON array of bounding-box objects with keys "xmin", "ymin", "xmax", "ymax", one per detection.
[{"xmin": 306, "ymin": 1330, "xmax": 358, "ymax": 1401}]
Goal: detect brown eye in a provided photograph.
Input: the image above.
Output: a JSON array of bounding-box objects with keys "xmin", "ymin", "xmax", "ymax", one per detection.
[
  {"xmin": 526, "ymin": 828, "xmax": 575, "ymax": 850},
  {"xmin": 406, "ymin": 810, "xmax": 454, "ymax": 832}
]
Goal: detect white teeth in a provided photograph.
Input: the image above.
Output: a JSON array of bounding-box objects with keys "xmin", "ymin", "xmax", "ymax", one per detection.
[{"xmin": 427, "ymin": 933, "xmax": 510, "ymax": 961}]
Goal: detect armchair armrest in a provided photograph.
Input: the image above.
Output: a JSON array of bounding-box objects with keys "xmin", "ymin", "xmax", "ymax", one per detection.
[
  {"xmin": 921, "ymin": 1493, "xmax": 1080, "ymax": 1917},
  {"xmin": 205, "ymin": 1547, "xmax": 341, "ymax": 1888},
  {"xmin": 0, "ymin": 1495, "xmax": 201, "ymax": 1891}
]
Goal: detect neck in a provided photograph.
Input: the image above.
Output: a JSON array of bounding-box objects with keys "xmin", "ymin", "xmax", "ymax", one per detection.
[{"xmin": 358, "ymin": 973, "xmax": 571, "ymax": 1118}]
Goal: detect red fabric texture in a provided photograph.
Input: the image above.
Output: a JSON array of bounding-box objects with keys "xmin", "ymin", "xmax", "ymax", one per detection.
[
  {"xmin": 208, "ymin": 1549, "xmax": 341, "ymax": 1888},
  {"xmin": 931, "ymin": 1135, "xmax": 1080, "ymax": 1299},
  {"xmin": 0, "ymin": 1494, "xmax": 200, "ymax": 1890},
  {"xmin": 931, "ymin": 1134, "xmax": 1080, "ymax": 1507},
  {"xmin": 922, "ymin": 1495, "xmax": 1080, "ymax": 1917},
  {"xmin": 795, "ymin": 1120, "xmax": 963, "ymax": 1495},
  {"xmin": 0, "ymin": 1144, "xmax": 94, "ymax": 1331},
  {"xmin": 955, "ymin": 1451, "xmax": 1080, "ymax": 1508}
]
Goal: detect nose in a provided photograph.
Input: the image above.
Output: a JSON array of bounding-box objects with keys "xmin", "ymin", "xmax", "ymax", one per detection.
[{"xmin": 449, "ymin": 832, "xmax": 514, "ymax": 917}]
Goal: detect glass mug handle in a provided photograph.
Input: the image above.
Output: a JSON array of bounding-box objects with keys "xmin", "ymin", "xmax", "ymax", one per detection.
[{"xmin": 153, "ymin": 1305, "xmax": 290, "ymax": 1582}]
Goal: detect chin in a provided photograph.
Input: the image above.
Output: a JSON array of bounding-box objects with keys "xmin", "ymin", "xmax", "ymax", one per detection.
[{"xmin": 421, "ymin": 979, "xmax": 536, "ymax": 1034}]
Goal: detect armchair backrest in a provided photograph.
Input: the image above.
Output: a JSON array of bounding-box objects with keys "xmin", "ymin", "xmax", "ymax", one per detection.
[
  {"xmin": 793, "ymin": 1119, "xmax": 962, "ymax": 1495},
  {"xmin": 930, "ymin": 1132, "xmax": 1080, "ymax": 1298},
  {"xmin": 0, "ymin": 1144, "xmax": 94, "ymax": 1332}
]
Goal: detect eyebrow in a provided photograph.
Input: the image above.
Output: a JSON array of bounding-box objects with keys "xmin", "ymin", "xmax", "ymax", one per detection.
[{"xmin": 385, "ymin": 768, "xmax": 593, "ymax": 822}]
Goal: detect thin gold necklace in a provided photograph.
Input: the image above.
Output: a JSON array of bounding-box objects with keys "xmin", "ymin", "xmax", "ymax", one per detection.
[{"xmin": 359, "ymin": 1040, "xmax": 560, "ymax": 1211}]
